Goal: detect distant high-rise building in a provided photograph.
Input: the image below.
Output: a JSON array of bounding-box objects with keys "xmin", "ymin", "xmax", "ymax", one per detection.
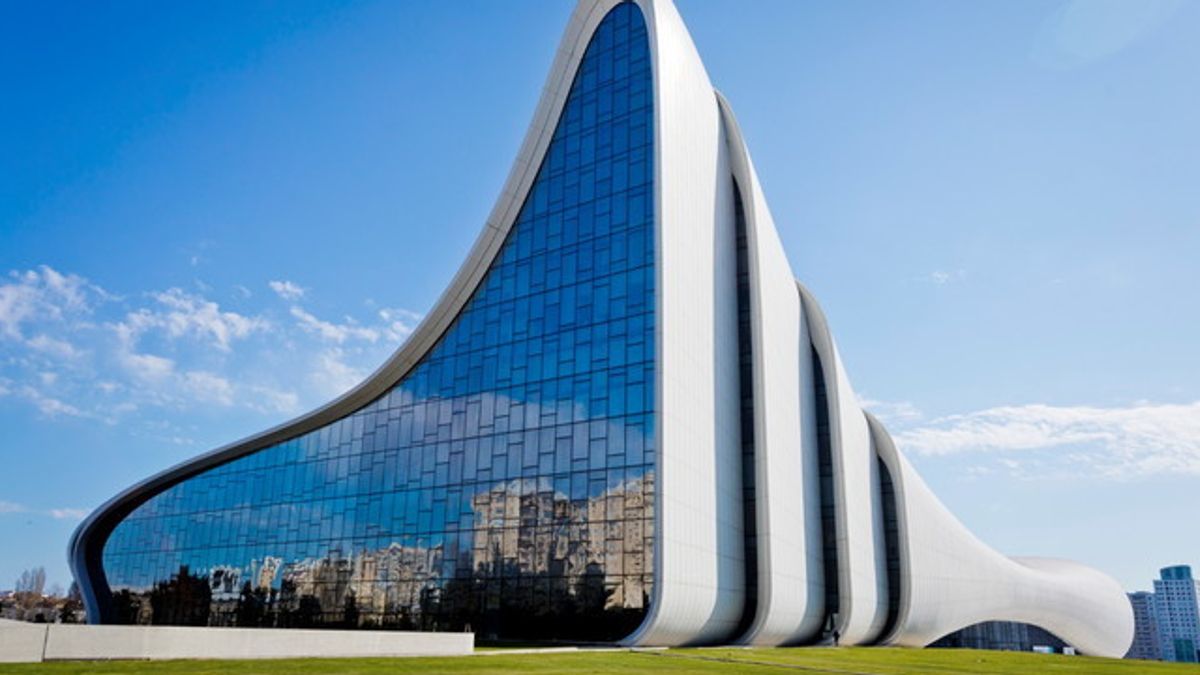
[
  {"xmin": 1126, "ymin": 591, "xmax": 1161, "ymax": 660},
  {"xmin": 1154, "ymin": 566, "xmax": 1200, "ymax": 662}
]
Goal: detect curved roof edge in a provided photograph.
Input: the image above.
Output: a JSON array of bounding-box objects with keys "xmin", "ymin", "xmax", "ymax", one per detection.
[{"xmin": 69, "ymin": 0, "xmax": 625, "ymax": 624}]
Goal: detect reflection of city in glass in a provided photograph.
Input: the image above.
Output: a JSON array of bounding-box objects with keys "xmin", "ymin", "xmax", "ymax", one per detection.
[{"xmin": 101, "ymin": 3, "xmax": 654, "ymax": 641}]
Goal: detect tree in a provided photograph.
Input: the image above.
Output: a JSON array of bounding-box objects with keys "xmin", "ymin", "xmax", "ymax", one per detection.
[
  {"xmin": 15, "ymin": 567, "xmax": 46, "ymax": 596},
  {"xmin": 59, "ymin": 600, "xmax": 78, "ymax": 624},
  {"xmin": 58, "ymin": 581, "xmax": 84, "ymax": 623}
]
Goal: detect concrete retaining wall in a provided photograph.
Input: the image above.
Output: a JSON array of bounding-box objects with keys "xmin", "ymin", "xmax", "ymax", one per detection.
[
  {"xmin": 0, "ymin": 620, "xmax": 472, "ymax": 663},
  {"xmin": 0, "ymin": 620, "xmax": 47, "ymax": 663}
]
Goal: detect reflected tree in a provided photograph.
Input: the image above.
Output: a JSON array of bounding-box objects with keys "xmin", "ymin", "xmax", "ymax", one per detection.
[
  {"xmin": 234, "ymin": 582, "xmax": 267, "ymax": 627},
  {"xmin": 148, "ymin": 565, "xmax": 210, "ymax": 626}
]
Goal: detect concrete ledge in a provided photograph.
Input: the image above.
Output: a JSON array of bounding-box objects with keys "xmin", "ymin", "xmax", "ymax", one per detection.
[
  {"xmin": 0, "ymin": 621, "xmax": 472, "ymax": 662},
  {"xmin": 0, "ymin": 620, "xmax": 48, "ymax": 663}
]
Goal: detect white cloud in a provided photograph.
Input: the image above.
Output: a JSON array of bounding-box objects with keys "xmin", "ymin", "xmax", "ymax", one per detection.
[
  {"xmin": 1032, "ymin": 0, "xmax": 1186, "ymax": 69},
  {"xmin": 0, "ymin": 265, "xmax": 102, "ymax": 339},
  {"xmin": 290, "ymin": 307, "xmax": 379, "ymax": 344},
  {"xmin": 860, "ymin": 397, "xmax": 923, "ymax": 425},
  {"xmin": 181, "ymin": 371, "xmax": 234, "ymax": 406},
  {"xmin": 379, "ymin": 307, "xmax": 422, "ymax": 342},
  {"xmin": 247, "ymin": 386, "xmax": 301, "ymax": 415},
  {"xmin": 25, "ymin": 334, "xmax": 81, "ymax": 359},
  {"xmin": 0, "ymin": 502, "xmax": 89, "ymax": 521},
  {"xmin": 895, "ymin": 401, "xmax": 1200, "ymax": 478},
  {"xmin": 17, "ymin": 385, "xmax": 87, "ymax": 419},
  {"xmin": 140, "ymin": 288, "xmax": 269, "ymax": 351},
  {"xmin": 268, "ymin": 280, "xmax": 305, "ymax": 301},
  {"xmin": 120, "ymin": 351, "xmax": 176, "ymax": 381},
  {"xmin": 311, "ymin": 348, "xmax": 366, "ymax": 398},
  {"xmin": 929, "ymin": 269, "xmax": 966, "ymax": 285},
  {"xmin": 0, "ymin": 265, "xmax": 419, "ymax": 426}
]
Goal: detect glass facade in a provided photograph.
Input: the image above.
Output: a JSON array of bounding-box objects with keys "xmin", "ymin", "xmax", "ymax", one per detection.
[
  {"xmin": 877, "ymin": 456, "xmax": 901, "ymax": 641},
  {"xmin": 101, "ymin": 2, "xmax": 654, "ymax": 642},
  {"xmin": 732, "ymin": 179, "xmax": 758, "ymax": 638},
  {"xmin": 813, "ymin": 347, "xmax": 839, "ymax": 636},
  {"xmin": 930, "ymin": 621, "xmax": 1068, "ymax": 653}
]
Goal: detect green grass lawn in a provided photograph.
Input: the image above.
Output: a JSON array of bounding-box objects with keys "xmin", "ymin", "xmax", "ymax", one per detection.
[{"xmin": 1, "ymin": 647, "xmax": 1194, "ymax": 674}]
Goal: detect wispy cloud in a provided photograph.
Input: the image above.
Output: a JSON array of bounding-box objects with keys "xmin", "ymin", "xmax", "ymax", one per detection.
[
  {"xmin": 0, "ymin": 502, "xmax": 86, "ymax": 520},
  {"xmin": 268, "ymin": 280, "xmax": 305, "ymax": 301},
  {"xmin": 0, "ymin": 264, "xmax": 420, "ymax": 430},
  {"xmin": 860, "ymin": 397, "xmax": 924, "ymax": 425},
  {"xmin": 290, "ymin": 307, "xmax": 380, "ymax": 344},
  {"xmin": 0, "ymin": 379, "xmax": 92, "ymax": 420},
  {"xmin": 181, "ymin": 371, "xmax": 235, "ymax": 406},
  {"xmin": 18, "ymin": 386, "xmax": 88, "ymax": 419},
  {"xmin": 48, "ymin": 508, "xmax": 88, "ymax": 521},
  {"xmin": 115, "ymin": 288, "xmax": 268, "ymax": 352},
  {"xmin": 1031, "ymin": 0, "xmax": 1186, "ymax": 69},
  {"xmin": 119, "ymin": 351, "xmax": 175, "ymax": 381},
  {"xmin": 247, "ymin": 385, "xmax": 301, "ymax": 415},
  {"xmin": 311, "ymin": 348, "xmax": 367, "ymax": 398},
  {"xmin": 378, "ymin": 307, "xmax": 421, "ymax": 342},
  {"xmin": 929, "ymin": 269, "xmax": 966, "ymax": 285},
  {"xmin": 26, "ymin": 334, "xmax": 81, "ymax": 359},
  {"xmin": 114, "ymin": 350, "xmax": 287, "ymax": 414},
  {"xmin": 895, "ymin": 400, "xmax": 1200, "ymax": 478},
  {"xmin": 0, "ymin": 265, "xmax": 107, "ymax": 340}
]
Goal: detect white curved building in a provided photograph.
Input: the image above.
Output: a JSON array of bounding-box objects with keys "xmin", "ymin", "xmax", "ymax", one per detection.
[{"xmin": 71, "ymin": 0, "xmax": 1134, "ymax": 657}]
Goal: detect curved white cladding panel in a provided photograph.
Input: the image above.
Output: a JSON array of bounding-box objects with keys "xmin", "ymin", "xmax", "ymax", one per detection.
[
  {"xmin": 803, "ymin": 293, "xmax": 1131, "ymax": 655},
  {"xmin": 796, "ymin": 283, "xmax": 888, "ymax": 645},
  {"xmin": 866, "ymin": 413, "xmax": 911, "ymax": 647},
  {"xmin": 625, "ymin": 0, "xmax": 745, "ymax": 645},
  {"xmin": 717, "ymin": 93, "xmax": 823, "ymax": 646},
  {"xmin": 878, "ymin": 427, "xmax": 1134, "ymax": 657}
]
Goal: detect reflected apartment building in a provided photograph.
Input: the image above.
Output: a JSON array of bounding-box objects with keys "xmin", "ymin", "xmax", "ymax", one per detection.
[
  {"xmin": 72, "ymin": 0, "xmax": 1136, "ymax": 656},
  {"xmin": 107, "ymin": 474, "xmax": 649, "ymax": 640}
]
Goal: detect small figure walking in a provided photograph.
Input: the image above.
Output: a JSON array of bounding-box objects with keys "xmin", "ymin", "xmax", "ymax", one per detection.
[{"xmin": 832, "ymin": 629, "xmax": 841, "ymax": 647}]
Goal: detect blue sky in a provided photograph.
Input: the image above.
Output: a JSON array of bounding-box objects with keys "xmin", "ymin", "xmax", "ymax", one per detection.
[{"xmin": 1, "ymin": 0, "xmax": 1196, "ymax": 595}]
